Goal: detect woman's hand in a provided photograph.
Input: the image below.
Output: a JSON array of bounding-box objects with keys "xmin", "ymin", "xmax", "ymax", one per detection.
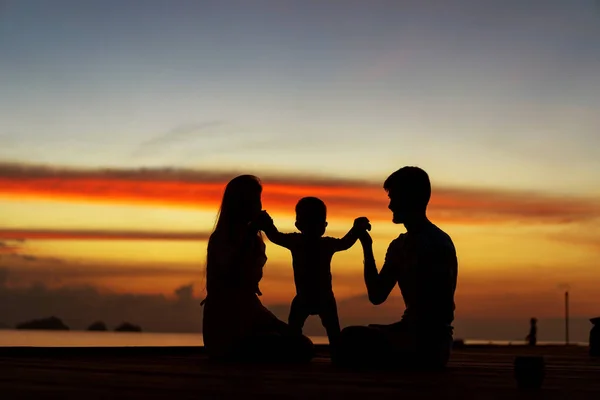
[
  {"xmin": 249, "ymin": 210, "xmax": 269, "ymax": 234},
  {"xmin": 253, "ymin": 210, "xmax": 273, "ymax": 231}
]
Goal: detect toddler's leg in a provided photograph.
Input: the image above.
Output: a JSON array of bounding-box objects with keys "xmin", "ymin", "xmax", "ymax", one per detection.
[
  {"xmin": 319, "ymin": 297, "xmax": 341, "ymax": 346},
  {"xmin": 288, "ymin": 296, "xmax": 310, "ymax": 335}
]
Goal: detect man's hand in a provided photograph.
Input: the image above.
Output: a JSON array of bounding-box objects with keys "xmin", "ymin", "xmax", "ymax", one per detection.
[
  {"xmin": 359, "ymin": 231, "xmax": 373, "ymax": 247},
  {"xmin": 353, "ymin": 216, "xmax": 372, "ymax": 232}
]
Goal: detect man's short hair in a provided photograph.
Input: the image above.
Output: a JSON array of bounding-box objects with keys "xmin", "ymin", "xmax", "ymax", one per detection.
[{"xmin": 383, "ymin": 166, "xmax": 431, "ymax": 209}]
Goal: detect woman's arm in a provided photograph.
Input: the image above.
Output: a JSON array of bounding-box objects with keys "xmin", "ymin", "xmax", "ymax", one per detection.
[{"xmin": 207, "ymin": 230, "xmax": 261, "ymax": 287}]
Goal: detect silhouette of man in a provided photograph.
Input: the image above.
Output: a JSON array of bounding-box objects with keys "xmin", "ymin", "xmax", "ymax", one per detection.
[{"xmin": 333, "ymin": 166, "xmax": 458, "ymax": 370}]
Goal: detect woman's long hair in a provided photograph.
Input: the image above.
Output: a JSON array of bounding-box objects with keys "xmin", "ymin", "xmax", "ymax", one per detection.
[
  {"xmin": 201, "ymin": 175, "xmax": 263, "ymax": 296},
  {"xmin": 213, "ymin": 175, "xmax": 263, "ymax": 236}
]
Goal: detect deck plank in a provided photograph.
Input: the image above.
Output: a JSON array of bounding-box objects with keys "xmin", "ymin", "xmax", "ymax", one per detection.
[{"xmin": 0, "ymin": 346, "xmax": 598, "ymax": 399}]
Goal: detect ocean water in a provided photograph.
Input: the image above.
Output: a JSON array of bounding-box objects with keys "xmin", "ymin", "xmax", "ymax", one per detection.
[
  {"xmin": 0, "ymin": 330, "xmax": 330, "ymax": 347},
  {"xmin": 0, "ymin": 330, "xmax": 587, "ymax": 347}
]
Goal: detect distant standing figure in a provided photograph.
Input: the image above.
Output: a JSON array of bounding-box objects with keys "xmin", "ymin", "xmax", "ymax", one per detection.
[
  {"xmin": 526, "ymin": 318, "xmax": 537, "ymax": 346},
  {"xmin": 259, "ymin": 197, "xmax": 371, "ymax": 346},
  {"xmin": 590, "ymin": 317, "xmax": 600, "ymax": 357},
  {"xmin": 201, "ymin": 175, "xmax": 313, "ymax": 363},
  {"xmin": 334, "ymin": 166, "xmax": 458, "ymax": 370}
]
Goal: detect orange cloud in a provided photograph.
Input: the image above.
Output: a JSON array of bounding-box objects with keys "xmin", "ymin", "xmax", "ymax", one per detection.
[
  {"xmin": 1, "ymin": 162, "xmax": 599, "ymax": 225},
  {"xmin": 0, "ymin": 240, "xmax": 22, "ymax": 254},
  {"xmin": 546, "ymin": 232, "xmax": 600, "ymax": 253},
  {"xmin": 0, "ymin": 262, "xmax": 198, "ymax": 283},
  {"xmin": 0, "ymin": 229, "xmax": 211, "ymax": 241}
]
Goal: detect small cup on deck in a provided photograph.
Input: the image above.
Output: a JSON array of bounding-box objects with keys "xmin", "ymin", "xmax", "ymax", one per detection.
[{"xmin": 514, "ymin": 356, "xmax": 545, "ymax": 389}]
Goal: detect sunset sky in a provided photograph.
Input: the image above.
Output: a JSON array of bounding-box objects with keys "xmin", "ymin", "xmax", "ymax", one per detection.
[{"xmin": 1, "ymin": 0, "xmax": 599, "ymax": 340}]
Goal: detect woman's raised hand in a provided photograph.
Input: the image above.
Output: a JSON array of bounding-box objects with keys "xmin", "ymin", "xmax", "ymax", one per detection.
[{"xmin": 255, "ymin": 210, "xmax": 274, "ymax": 231}]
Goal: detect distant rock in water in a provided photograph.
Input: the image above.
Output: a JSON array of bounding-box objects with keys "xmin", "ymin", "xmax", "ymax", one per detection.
[
  {"xmin": 87, "ymin": 321, "xmax": 108, "ymax": 331},
  {"xmin": 114, "ymin": 322, "xmax": 142, "ymax": 332},
  {"xmin": 16, "ymin": 316, "xmax": 69, "ymax": 331}
]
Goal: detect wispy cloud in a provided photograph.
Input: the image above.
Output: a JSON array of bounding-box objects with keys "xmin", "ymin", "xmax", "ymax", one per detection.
[
  {"xmin": 546, "ymin": 231, "xmax": 600, "ymax": 253},
  {"xmin": 0, "ymin": 263, "xmax": 198, "ymax": 283},
  {"xmin": 132, "ymin": 121, "xmax": 225, "ymax": 157},
  {"xmin": 1, "ymin": 162, "xmax": 599, "ymax": 225}
]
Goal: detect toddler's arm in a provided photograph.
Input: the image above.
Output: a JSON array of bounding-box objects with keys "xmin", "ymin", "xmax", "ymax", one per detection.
[
  {"xmin": 257, "ymin": 210, "xmax": 294, "ymax": 249},
  {"xmin": 332, "ymin": 217, "xmax": 371, "ymax": 252}
]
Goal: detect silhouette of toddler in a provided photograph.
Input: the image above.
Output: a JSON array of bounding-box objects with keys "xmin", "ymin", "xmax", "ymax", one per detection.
[{"xmin": 258, "ymin": 197, "xmax": 370, "ymax": 345}]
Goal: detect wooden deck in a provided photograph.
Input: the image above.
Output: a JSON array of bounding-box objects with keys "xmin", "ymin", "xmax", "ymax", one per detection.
[{"xmin": 0, "ymin": 345, "xmax": 599, "ymax": 399}]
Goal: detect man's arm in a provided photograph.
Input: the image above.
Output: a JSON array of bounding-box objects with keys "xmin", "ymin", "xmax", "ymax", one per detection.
[{"xmin": 360, "ymin": 232, "xmax": 399, "ymax": 305}]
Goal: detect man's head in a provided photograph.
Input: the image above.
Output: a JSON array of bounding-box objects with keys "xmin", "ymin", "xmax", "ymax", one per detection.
[
  {"xmin": 384, "ymin": 166, "xmax": 431, "ymax": 224},
  {"xmin": 295, "ymin": 197, "xmax": 328, "ymax": 237}
]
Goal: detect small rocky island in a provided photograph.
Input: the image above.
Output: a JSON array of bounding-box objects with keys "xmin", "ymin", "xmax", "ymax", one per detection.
[
  {"xmin": 87, "ymin": 321, "xmax": 108, "ymax": 331},
  {"xmin": 16, "ymin": 316, "xmax": 69, "ymax": 330}
]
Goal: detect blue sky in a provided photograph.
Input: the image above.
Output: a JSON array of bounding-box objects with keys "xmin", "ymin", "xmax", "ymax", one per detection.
[{"xmin": 1, "ymin": 0, "xmax": 599, "ymax": 194}]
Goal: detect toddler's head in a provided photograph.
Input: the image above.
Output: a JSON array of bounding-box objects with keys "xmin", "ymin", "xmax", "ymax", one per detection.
[{"xmin": 295, "ymin": 197, "xmax": 327, "ymax": 237}]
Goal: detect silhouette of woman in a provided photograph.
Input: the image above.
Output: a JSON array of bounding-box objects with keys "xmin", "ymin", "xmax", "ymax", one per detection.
[{"xmin": 202, "ymin": 175, "xmax": 314, "ymax": 362}]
